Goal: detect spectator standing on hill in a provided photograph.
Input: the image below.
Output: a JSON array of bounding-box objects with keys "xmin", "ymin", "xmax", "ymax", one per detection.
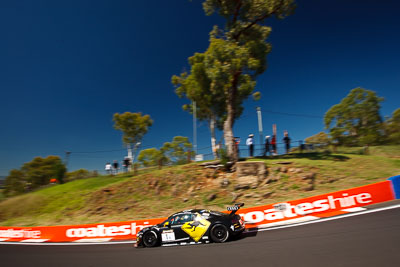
[
  {"xmin": 123, "ymin": 157, "xmax": 131, "ymax": 172},
  {"xmin": 246, "ymin": 134, "xmax": 254, "ymax": 157},
  {"xmin": 105, "ymin": 162, "xmax": 112, "ymax": 175},
  {"xmin": 283, "ymin": 130, "xmax": 291, "ymax": 154},
  {"xmin": 264, "ymin": 135, "xmax": 271, "ymax": 156},
  {"xmin": 112, "ymin": 160, "xmax": 119, "ymax": 175},
  {"xmin": 271, "ymin": 135, "xmax": 277, "ymax": 155}
]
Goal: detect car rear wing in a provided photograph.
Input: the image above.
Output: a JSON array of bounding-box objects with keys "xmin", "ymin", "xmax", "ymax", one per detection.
[{"xmin": 227, "ymin": 203, "xmax": 245, "ymax": 216}]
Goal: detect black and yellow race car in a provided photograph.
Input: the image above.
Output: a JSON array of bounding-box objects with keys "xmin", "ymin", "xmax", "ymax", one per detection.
[{"xmin": 135, "ymin": 203, "xmax": 245, "ymax": 247}]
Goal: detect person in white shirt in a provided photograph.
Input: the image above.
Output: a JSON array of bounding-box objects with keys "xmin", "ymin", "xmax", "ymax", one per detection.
[
  {"xmin": 246, "ymin": 134, "xmax": 254, "ymax": 157},
  {"xmin": 105, "ymin": 162, "xmax": 112, "ymax": 175}
]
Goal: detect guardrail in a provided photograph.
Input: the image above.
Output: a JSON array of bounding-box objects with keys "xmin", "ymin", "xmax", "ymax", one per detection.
[{"xmin": 1, "ymin": 175, "xmax": 399, "ymax": 243}]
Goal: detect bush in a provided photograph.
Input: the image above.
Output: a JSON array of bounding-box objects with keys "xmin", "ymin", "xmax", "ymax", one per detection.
[{"xmin": 217, "ymin": 147, "xmax": 232, "ymax": 170}]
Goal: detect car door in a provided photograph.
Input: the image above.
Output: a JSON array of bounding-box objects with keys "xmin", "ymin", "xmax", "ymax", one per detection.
[
  {"xmin": 161, "ymin": 213, "xmax": 194, "ymax": 244},
  {"xmin": 171, "ymin": 213, "xmax": 195, "ymax": 242}
]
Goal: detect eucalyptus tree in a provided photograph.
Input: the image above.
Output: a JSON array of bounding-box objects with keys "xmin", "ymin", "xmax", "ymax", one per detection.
[
  {"xmin": 305, "ymin": 132, "xmax": 330, "ymax": 145},
  {"xmin": 113, "ymin": 112, "xmax": 153, "ymax": 158},
  {"xmin": 184, "ymin": 0, "xmax": 295, "ymax": 161},
  {"xmin": 172, "ymin": 52, "xmax": 227, "ymax": 159},
  {"xmin": 137, "ymin": 148, "xmax": 166, "ymax": 168},
  {"xmin": 161, "ymin": 136, "xmax": 194, "ymax": 165},
  {"xmin": 324, "ymin": 88, "xmax": 384, "ymax": 146},
  {"xmin": 4, "ymin": 156, "xmax": 66, "ymax": 196},
  {"xmin": 385, "ymin": 108, "xmax": 400, "ymax": 144}
]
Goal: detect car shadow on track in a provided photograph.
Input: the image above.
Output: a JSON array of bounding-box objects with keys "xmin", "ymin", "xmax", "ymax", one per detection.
[{"xmin": 230, "ymin": 227, "xmax": 259, "ymax": 243}]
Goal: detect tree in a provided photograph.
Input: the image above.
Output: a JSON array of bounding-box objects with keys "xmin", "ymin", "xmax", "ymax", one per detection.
[
  {"xmin": 138, "ymin": 148, "xmax": 166, "ymax": 168},
  {"xmin": 4, "ymin": 156, "xmax": 66, "ymax": 196},
  {"xmin": 161, "ymin": 136, "xmax": 194, "ymax": 165},
  {"xmin": 186, "ymin": 0, "xmax": 295, "ymax": 161},
  {"xmin": 385, "ymin": 108, "xmax": 400, "ymax": 144},
  {"xmin": 21, "ymin": 156, "xmax": 67, "ymax": 186},
  {"xmin": 305, "ymin": 132, "xmax": 330, "ymax": 145},
  {"xmin": 172, "ymin": 53, "xmax": 226, "ymax": 159},
  {"xmin": 113, "ymin": 112, "xmax": 153, "ymax": 155},
  {"xmin": 324, "ymin": 88, "xmax": 384, "ymax": 146},
  {"xmin": 173, "ymin": 46, "xmax": 263, "ymax": 159},
  {"xmin": 4, "ymin": 169, "xmax": 26, "ymax": 196}
]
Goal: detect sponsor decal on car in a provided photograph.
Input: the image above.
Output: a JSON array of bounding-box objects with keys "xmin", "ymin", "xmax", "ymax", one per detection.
[{"xmin": 181, "ymin": 213, "xmax": 211, "ymax": 242}]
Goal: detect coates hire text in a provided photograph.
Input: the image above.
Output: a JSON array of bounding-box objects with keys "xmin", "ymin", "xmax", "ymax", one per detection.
[{"xmin": 240, "ymin": 192, "xmax": 372, "ymax": 224}]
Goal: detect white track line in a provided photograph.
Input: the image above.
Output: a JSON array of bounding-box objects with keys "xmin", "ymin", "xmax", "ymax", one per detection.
[
  {"xmin": 341, "ymin": 207, "xmax": 367, "ymax": 212},
  {"xmin": 20, "ymin": 239, "xmax": 49, "ymax": 243},
  {"xmin": 1, "ymin": 204, "xmax": 400, "ymax": 246},
  {"xmin": 247, "ymin": 203, "xmax": 400, "ymax": 233},
  {"xmin": 73, "ymin": 238, "xmax": 113, "ymax": 243},
  {"xmin": 256, "ymin": 216, "xmax": 319, "ymax": 229},
  {"xmin": 0, "ymin": 240, "xmax": 136, "ymax": 246}
]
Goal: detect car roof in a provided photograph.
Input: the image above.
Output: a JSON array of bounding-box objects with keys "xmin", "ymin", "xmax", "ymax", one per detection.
[
  {"xmin": 171, "ymin": 209, "xmax": 227, "ymax": 217},
  {"xmin": 171, "ymin": 209, "xmax": 202, "ymax": 215}
]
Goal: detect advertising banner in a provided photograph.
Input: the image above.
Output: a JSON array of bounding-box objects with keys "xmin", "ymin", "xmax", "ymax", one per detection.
[
  {"xmin": 0, "ymin": 180, "xmax": 395, "ymax": 243},
  {"xmin": 0, "ymin": 218, "xmax": 165, "ymax": 243},
  {"xmin": 237, "ymin": 180, "xmax": 394, "ymax": 228}
]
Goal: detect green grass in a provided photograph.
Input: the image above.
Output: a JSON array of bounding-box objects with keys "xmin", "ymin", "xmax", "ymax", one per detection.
[
  {"xmin": 245, "ymin": 146, "xmax": 400, "ymax": 204},
  {"xmin": 0, "ymin": 175, "xmax": 131, "ymax": 226},
  {"xmin": 0, "ymin": 189, "xmax": 5, "ymax": 202},
  {"xmin": 368, "ymin": 146, "xmax": 400, "ymax": 158},
  {"xmin": 0, "ymin": 146, "xmax": 399, "ymax": 227}
]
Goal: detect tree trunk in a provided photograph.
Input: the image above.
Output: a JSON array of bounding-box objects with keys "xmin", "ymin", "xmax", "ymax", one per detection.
[
  {"xmin": 158, "ymin": 158, "xmax": 162, "ymax": 170},
  {"xmin": 223, "ymin": 72, "xmax": 240, "ymax": 162},
  {"xmin": 209, "ymin": 115, "xmax": 218, "ymax": 159},
  {"xmin": 223, "ymin": 115, "xmax": 237, "ymax": 162}
]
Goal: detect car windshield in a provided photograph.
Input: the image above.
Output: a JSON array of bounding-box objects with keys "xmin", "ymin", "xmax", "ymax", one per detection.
[
  {"xmin": 159, "ymin": 213, "xmax": 195, "ymax": 226},
  {"xmin": 159, "ymin": 216, "xmax": 172, "ymax": 226}
]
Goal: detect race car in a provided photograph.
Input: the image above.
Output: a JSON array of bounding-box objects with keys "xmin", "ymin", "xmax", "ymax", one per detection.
[{"xmin": 135, "ymin": 203, "xmax": 245, "ymax": 247}]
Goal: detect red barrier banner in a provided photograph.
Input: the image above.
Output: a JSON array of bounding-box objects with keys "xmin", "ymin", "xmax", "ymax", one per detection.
[
  {"xmin": 0, "ymin": 218, "xmax": 165, "ymax": 243},
  {"xmin": 237, "ymin": 180, "xmax": 395, "ymax": 227},
  {"xmin": 0, "ymin": 180, "xmax": 395, "ymax": 242}
]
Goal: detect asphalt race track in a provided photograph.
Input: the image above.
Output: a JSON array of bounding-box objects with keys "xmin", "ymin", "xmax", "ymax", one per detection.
[{"xmin": 1, "ymin": 207, "xmax": 400, "ymax": 267}]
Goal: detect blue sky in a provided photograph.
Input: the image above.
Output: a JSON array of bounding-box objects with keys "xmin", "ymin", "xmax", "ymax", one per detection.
[{"xmin": 1, "ymin": 0, "xmax": 399, "ymax": 176}]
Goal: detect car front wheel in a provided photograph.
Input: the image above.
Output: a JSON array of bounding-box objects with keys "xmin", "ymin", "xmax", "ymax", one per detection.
[
  {"xmin": 143, "ymin": 231, "xmax": 159, "ymax": 247},
  {"xmin": 210, "ymin": 224, "xmax": 229, "ymax": 243}
]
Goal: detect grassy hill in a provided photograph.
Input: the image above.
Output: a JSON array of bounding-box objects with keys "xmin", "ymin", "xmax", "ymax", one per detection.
[{"xmin": 0, "ymin": 146, "xmax": 399, "ymax": 227}]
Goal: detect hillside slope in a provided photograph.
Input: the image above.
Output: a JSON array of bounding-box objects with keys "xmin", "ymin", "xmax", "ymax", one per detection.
[{"xmin": 0, "ymin": 146, "xmax": 399, "ymax": 227}]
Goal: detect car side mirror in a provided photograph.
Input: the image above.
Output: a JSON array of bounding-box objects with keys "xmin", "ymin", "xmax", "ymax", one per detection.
[{"xmin": 164, "ymin": 221, "xmax": 170, "ymax": 228}]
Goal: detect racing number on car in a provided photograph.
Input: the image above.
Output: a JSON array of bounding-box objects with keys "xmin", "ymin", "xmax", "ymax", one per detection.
[
  {"xmin": 181, "ymin": 213, "xmax": 211, "ymax": 242},
  {"xmin": 161, "ymin": 230, "xmax": 176, "ymax": 242}
]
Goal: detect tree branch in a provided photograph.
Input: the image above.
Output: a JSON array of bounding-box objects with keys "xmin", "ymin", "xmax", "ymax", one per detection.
[
  {"xmin": 232, "ymin": 0, "xmax": 242, "ymax": 24},
  {"xmin": 232, "ymin": 0, "xmax": 284, "ymax": 41}
]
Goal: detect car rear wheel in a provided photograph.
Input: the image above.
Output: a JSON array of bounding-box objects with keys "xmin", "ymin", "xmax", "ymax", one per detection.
[
  {"xmin": 143, "ymin": 231, "xmax": 158, "ymax": 247},
  {"xmin": 210, "ymin": 224, "xmax": 229, "ymax": 243}
]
